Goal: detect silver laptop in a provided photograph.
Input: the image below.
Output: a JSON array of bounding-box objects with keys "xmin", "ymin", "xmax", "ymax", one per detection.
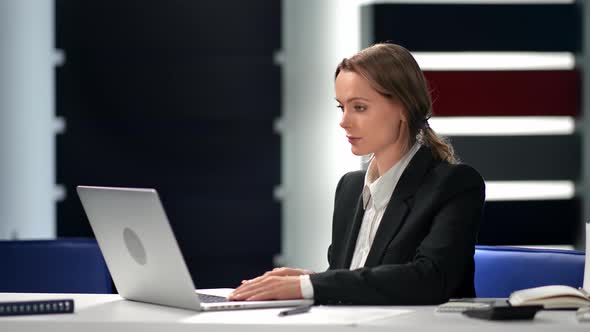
[{"xmin": 77, "ymin": 185, "xmax": 313, "ymax": 311}]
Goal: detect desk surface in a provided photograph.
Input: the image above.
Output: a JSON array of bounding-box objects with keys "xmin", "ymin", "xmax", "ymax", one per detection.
[{"xmin": 0, "ymin": 293, "xmax": 586, "ymax": 332}]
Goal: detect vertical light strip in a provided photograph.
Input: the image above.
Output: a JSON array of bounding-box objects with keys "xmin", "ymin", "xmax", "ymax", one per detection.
[
  {"xmin": 0, "ymin": 0, "xmax": 56, "ymax": 239},
  {"xmin": 281, "ymin": 0, "xmax": 364, "ymax": 272}
]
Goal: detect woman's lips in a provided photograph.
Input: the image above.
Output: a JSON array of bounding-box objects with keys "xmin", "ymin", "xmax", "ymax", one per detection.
[{"xmin": 347, "ymin": 136, "xmax": 361, "ymax": 144}]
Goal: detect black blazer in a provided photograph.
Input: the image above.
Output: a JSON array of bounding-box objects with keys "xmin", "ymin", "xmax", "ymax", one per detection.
[{"xmin": 309, "ymin": 145, "xmax": 485, "ymax": 305}]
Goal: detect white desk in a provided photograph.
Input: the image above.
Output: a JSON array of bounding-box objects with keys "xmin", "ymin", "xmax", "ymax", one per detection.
[{"xmin": 0, "ymin": 293, "xmax": 586, "ymax": 332}]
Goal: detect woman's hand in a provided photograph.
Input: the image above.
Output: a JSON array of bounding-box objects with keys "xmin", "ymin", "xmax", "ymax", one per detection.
[
  {"xmin": 228, "ymin": 267, "xmax": 313, "ymax": 301},
  {"xmin": 247, "ymin": 267, "xmax": 313, "ymax": 280}
]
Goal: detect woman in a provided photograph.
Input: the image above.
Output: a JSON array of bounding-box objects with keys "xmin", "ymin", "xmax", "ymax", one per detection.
[{"xmin": 228, "ymin": 43, "xmax": 485, "ymax": 305}]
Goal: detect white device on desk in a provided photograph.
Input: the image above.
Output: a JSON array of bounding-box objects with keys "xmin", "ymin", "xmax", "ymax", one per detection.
[{"xmin": 77, "ymin": 185, "xmax": 313, "ymax": 312}]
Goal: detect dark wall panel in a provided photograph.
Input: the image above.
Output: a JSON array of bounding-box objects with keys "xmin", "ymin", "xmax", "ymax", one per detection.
[
  {"xmin": 56, "ymin": 0, "xmax": 281, "ymax": 288},
  {"xmin": 479, "ymin": 200, "xmax": 580, "ymax": 245},
  {"xmin": 56, "ymin": 0, "xmax": 280, "ymax": 54},
  {"xmin": 450, "ymin": 135, "xmax": 580, "ymax": 181},
  {"xmin": 363, "ymin": 4, "xmax": 581, "ymax": 52},
  {"xmin": 58, "ymin": 52, "xmax": 280, "ymax": 117}
]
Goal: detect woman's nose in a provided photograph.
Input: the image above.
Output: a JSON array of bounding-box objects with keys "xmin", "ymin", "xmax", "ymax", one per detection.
[{"xmin": 340, "ymin": 110, "xmax": 350, "ymax": 129}]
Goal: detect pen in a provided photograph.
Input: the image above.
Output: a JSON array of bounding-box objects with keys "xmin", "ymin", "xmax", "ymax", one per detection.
[{"xmin": 278, "ymin": 304, "xmax": 313, "ymax": 317}]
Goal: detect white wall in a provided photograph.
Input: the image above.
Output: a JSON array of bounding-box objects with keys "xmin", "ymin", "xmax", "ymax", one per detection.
[
  {"xmin": 280, "ymin": 0, "xmax": 364, "ymax": 271},
  {"xmin": 0, "ymin": 0, "xmax": 58, "ymax": 239}
]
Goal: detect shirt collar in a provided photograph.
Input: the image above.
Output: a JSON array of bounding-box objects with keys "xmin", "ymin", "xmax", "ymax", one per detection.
[{"xmin": 362, "ymin": 143, "xmax": 422, "ymax": 210}]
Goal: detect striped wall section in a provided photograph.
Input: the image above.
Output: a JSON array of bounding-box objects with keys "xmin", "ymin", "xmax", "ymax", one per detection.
[{"xmin": 361, "ymin": 1, "xmax": 581, "ymax": 246}]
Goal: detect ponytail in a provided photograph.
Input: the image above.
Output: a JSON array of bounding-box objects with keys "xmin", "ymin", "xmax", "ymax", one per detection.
[{"xmin": 419, "ymin": 126, "xmax": 457, "ymax": 164}]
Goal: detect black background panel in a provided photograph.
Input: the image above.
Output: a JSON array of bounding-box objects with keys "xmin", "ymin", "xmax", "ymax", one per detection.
[
  {"xmin": 56, "ymin": 0, "xmax": 280, "ymax": 54},
  {"xmin": 479, "ymin": 200, "xmax": 580, "ymax": 246},
  {"xmin": 57, "ymin": 52, "xmax": 280, "ymax": 117},
  {"xmin": 363, "ymin": 4, "xmax": 581, "ymax": 52},
  {"xmin": 55, "ymin": 0, "xmax": 281, "ymax": 288},
  {"xmin": 450, "ymin": 135, "xmax": 580, "ymax": 181}
]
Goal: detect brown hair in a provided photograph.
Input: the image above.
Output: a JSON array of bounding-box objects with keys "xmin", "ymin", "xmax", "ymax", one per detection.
[{"xmin": 335, "ymin": 43, "xmax": 457, "ymax": 164}]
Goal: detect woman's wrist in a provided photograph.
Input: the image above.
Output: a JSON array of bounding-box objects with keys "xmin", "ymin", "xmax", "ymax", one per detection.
[{"xmin": 299, "ymin": 274, "xmax": 315, "ymax": 299}]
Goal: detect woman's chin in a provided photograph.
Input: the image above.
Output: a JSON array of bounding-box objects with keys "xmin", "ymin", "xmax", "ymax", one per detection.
[{"xmin": 350, "ymin": 147, "xmax": 367, "ymax": 156}]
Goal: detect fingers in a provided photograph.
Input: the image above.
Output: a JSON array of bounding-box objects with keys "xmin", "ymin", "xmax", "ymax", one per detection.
[
  {"xmin": 240, "ymin": 274, "xmax": 265, "ymax": 285},
  {"xmin": 228, "ymin": 276, "xmax": 302, "ymax": 301},
  {"xmin": 238, "ymin": 269, "xmax": 280, "ymax": 286},
  {"xmin": 232, "ymin": 275, "xmax": 275, "ymax": 295},
  {"xmin": 238, "ymin": 267, "xmax": 305, "ymax": 286},
  {"xmin": 231, "ymin": 267, "xmax": 311, "ymax": 300},
  {"xmin": 267, "ymin": 267, "xmax": 310, "ymax": 277},
  {"xmin": 247, "ymin": 280, "xmax": 301, "ymax": 301},
  {"xmin": 240, "ymin": 270, "xmax": 276, "ymax": 285},
  {"xmin": 229, "ymin": 276, "xmax": 278, "ymax": 300},
  {"xmin": 246, "ymin": 289, "xmax": 277, "ymax": 301}
]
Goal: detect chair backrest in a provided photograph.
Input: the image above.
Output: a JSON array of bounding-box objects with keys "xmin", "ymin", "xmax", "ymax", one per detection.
[
  {"xmin": 474, "ymin": 245, "xmax": 585, "ymax": 298},
  {"xmin": 0, "ymin": 238, "xmax": 112, "ymax": 293}
]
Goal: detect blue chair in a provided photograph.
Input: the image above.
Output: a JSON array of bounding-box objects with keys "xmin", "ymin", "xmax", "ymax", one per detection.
[
  {"xmin": 474, "ymin": 245, "xmax": 585, "ymax": 298},
  {"xmin": 0, "ymin": 238, "xmax": 112, "ymax": 293}
]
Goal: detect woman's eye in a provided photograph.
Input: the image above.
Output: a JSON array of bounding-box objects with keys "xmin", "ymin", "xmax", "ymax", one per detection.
[
  {"xmin": 337, "ymin": 105, "xmax": 344, "ymax": 112},
  {"xmin": 354, "ymin": 105, "xmax": 366, "ymax": 112}
]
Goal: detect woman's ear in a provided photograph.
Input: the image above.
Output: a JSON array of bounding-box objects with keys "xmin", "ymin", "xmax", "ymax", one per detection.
[{"xmin": 400, "ymin": 109, "xmax": 408, "ymax": 124}]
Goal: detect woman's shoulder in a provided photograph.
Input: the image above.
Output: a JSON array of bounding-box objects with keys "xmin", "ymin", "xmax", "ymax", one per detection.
[
  {"xmin": 428, "ymin": 161, "xmax": 486, "ymax": 194},
  {"xmin": 336, "ymin": 170, "xmax": 365, "ymax": 192},
  {"xmin": 340, "ymin": 170, "xmax": 365, "ymax": 182},
  {"xmin": 331, "ymin": 171, "xmax": 366, "ymax": 206}
]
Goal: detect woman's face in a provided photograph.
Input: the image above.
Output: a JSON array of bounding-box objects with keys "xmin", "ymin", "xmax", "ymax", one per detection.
[{"xmin": 335, "ymin": 70, "xmax": 407, "ymax": 156}]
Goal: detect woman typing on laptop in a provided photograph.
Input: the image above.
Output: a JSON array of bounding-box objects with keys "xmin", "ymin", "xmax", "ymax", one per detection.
[{"xmin": 228, "ymin": 43, "xmax": 486, "ymax": 305}]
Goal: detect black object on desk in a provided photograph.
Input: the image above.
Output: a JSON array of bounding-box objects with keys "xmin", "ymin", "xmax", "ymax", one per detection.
[
  {"xmin": 0, "ymin": 299, "xmax": 74, "ymax": 316},
  {"xmin": 462, "ymin": 305, "xmax": 543, "ymax": 320},
  {"xmin": 278, "ymin": 304, "xmax": 313, "ymax": 317}
]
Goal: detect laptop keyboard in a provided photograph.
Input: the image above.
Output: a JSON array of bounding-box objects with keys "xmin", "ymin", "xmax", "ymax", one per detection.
[{"xmin": 197, "ymin": 293, "xmax": 229, "ymax": 303}]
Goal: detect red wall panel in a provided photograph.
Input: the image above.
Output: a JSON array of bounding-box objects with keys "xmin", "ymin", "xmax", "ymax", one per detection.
[{"xmin": 424, "ymin": 70, "xmax": 579, "ymax": 116}]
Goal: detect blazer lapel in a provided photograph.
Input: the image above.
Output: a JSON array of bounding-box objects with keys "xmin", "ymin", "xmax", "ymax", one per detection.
[
  {"xmin": 363, "ymin": 146, "xmax": 436, "ymax": 267},
  {"xmin": 340, "ymin": 194, "xmax": 365, "ymax": 268}
]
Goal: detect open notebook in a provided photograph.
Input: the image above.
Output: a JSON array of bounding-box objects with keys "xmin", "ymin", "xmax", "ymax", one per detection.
[{"xmin": 508, "ymin": 285, "xmax": 589, "ymax": 309}]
